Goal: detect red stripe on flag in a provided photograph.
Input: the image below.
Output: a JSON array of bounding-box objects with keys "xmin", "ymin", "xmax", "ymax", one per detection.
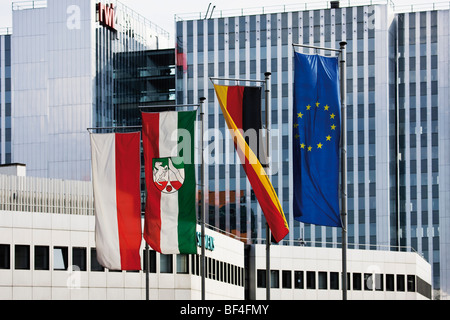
[
  {"xmin": 142, "ymin": 113, "xmax": 162, "ymax": 253},
  {"xmin": 115, "ymin": 132, "xmax": 142, "ymax": 270},
  {"xmin": 224, "ymin": 86, "xmax": 289, "ymax": 243},
  {"xmin": 237, "ymin": 144, "xmax": 289, "ymax": 243},
  {"xmin": 226, "ymin": 86, "xmax": 245, "ymax": 130}
]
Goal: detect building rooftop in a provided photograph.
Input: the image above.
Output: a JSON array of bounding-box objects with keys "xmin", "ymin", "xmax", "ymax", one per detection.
[
  {"xmin": 8, "ymin": 0, "xmax": 170, "ymax": 41},
  {"xmin": 175, "ymin": 0, "xmax": 450, "ymax": 22}
]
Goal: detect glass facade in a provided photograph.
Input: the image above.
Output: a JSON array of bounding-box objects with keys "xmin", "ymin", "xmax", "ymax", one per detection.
[
  {"xmin": 396, "ymin": 11, "xmax": 441, "ymax": 290},
  {"xmin": 0, "ymin": 34, "xmax": 12, "ymax": 164},
  {"xmin": 176, "ymin": 5, "xmax": 391, "ymax": 246},
  {"xmin": 11, "ymin": 0, "xmax": 169, "ymax": 180},
  {"xmin": 175, "ymin": 4, "xmax": 450, "ymax": 298},
  {"xmin": 95, "ymin": 1, "xmax": 171, "ymax": 129},
  {"xmin": 113, "ymin": 48, "xmax": 176, "ymax": 127}
]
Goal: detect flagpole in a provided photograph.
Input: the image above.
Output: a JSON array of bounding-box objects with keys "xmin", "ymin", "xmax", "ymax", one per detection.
[
  {"xmin": 145, "ymin": 242, "xmax": 150, "ymax": 300},
  {"xmin": 264, "ymin": 72, "xmax": 271, "ymax": 301},
  {"xmin": 339, "ymin": 41, "xmax": 348, "ymax": 301},
  {"xmin": 199, "ymin": 97, "xmax": 207, "ymax": 301},
  {"xmin": 293, "ymin": 42, "xmax": 348, "ymax": 300}
]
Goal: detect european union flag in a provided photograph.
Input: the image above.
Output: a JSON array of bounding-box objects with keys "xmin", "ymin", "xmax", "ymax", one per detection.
[{"xmin": 293, "ymin": 52, "xmax": 342, "ymax": 228}]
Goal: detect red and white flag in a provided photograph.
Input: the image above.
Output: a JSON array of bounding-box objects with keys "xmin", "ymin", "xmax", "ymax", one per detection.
[
  {"xmin": 90, "ymin": 132, "xmax": 142, "ymax": 270},
  {"xmin": 142, "ymin": 111, "xmax": 197, "ymax": 254}
]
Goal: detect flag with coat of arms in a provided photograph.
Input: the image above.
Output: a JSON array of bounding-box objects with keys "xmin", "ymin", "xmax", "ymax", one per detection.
[{"xmin": 142, "ymin": 111, "xmax": 198, "ymax": 254}]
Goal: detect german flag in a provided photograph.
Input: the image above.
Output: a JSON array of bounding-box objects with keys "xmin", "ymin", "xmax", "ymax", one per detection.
[{"xmin": 214, "ymin": 84, "xmax": 289, "ymax": 243}]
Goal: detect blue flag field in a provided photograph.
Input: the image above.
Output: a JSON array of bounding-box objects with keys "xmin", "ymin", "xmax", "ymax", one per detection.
[{"xmin": 293, "ymin": 52, "xmax": 342, "ymax": 228}]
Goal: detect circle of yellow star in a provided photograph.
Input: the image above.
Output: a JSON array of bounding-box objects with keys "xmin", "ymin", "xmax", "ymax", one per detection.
[{"xmin": 297, "ymin": 101, "xmax": 337, "ymax": 154}]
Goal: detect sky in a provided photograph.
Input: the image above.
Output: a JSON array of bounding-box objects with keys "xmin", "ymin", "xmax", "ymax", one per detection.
[{"xmin": 0, "ymin": 0, "xmax": 436, "ymax": 38}]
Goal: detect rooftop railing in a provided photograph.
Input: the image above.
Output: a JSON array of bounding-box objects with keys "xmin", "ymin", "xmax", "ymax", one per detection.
[
  {"xmin": 12, "ymin": 0, "xmax": 47, "ymax": 11},
  {"xmin": 0, "ymin": 174, "xmax": 94, "ymax": 216},
  {"xmin": 0, "ymin": 27, "xmax": 12, "ymax": 35},
  {"xmin": 175, "ymin": 0, "xmax": 450, "ymax": 21}
]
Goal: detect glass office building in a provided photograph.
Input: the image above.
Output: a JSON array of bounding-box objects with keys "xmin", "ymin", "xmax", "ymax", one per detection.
[
  {"xmin": 10, "ymin": 0, "xmax": 170, "ymax": 180},
  {"xmin": 0, "ymin": 32, "xmax": 12, "ymax": 164},
  {"xmin": 175, "ymin": 2, "xmax": 450, "ymax": 298},
  {"xmin": 395, "ymin": 9, "xmax": 449, "ymax": 298},
  {"xmin": 114, "ymin": 48, "xmax": 176, "ymax": 127}
]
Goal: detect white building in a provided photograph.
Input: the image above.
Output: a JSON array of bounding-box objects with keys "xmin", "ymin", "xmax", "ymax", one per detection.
[
  {"xmin": 0, "ymin": 170, "xmax": 431, "ymax": 300},
  {"xmin": 249, "ymin": 244, "xmax": 431, "ymax": 300}
]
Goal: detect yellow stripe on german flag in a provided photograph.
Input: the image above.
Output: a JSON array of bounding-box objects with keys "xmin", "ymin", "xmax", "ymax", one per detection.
[{"xmin": 214, "ymin": 84, "xmax": 289, "ymax": 243}]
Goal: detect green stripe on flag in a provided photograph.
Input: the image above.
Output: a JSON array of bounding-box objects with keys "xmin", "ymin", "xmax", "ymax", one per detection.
[{"xmin": 177, "ymin": 111, "xmax": 197, "ymax": 254}]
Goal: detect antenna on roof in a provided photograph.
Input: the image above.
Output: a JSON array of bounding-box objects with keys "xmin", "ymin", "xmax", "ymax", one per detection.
[
  {"xmin": 209, "ymin": 5, "xmax": 216, "ymax": 19},
  {"xmin": 205, "ymin": 3, "xmax": 211, "ymax": 19}
]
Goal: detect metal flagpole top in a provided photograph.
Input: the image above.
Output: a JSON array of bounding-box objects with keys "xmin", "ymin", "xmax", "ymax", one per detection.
[
  {"xmin": 209, "ymin": 77, "xmax": 266, "ymax": 84},
  {"xmin": 86, "ymin": 125, "xmax": 142, "ymax": 133},
  {"xmin": 87, "ymin": 103, "xmax": 204, "ymax": 133},
  {"xmin": 139, "ymin": 104, "xmax": 201, "ymax": 110},
  {"xmin": 292, "ymin": 43, "xmax": 342, "ymax": 53}
]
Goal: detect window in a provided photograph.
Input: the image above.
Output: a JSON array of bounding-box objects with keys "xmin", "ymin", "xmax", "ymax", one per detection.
[
  {"xmin": 257, "ymin": 269, "xmax": 266, "ymax": 288},
  {"xmin": 90, "ymin": 248, "xmax": 104, "ymax": 272},
  {"xmin": 318, "ymin": 272, "xmax": 327, "ymax": 289},
  {"xmin": 330, "ymin": 272, "xmax": 339, "ymax": 290},
  {"xmin": 306, "ymin": 271, "xmax": 316, "ymax": 289},
  {"xmin": 271, "ymin": 270, "xmax": 279, "ymax": 288},
  {"xmin": 407, "ymin": 275, "xmax": 416, "ymax": 292},
  {"xmin": 15, "ymin": 245, "xmax": 30, "ymax": 270},
  {"xmin": 364, "ymin": 273, "xmax": 373, "ymax": 290},
  {"xmin": 34, "ymin": 246, "xmax": 49, "ymax": 270},
  {"xmin": 143, "ymin": 249, "xmax": 156, "ymax": 273},
  {"xmin": 0, "ymin": 244, "xmax": 10, "ymax": 269},
  {"xmin": 417, "ymin": 276, "xmax": 432, "ymax": 299},
  {"xmin": 160, "ymin": 254, "xmax": 173, "ymax": 273},
  {"xmin": 294, "ymin": 271, "xmax": 304, "ymax": 289},
  {"xmin": 207, "ymin": 258, "xmax": 214, "ymax": 279},
  {"xmin": 190, "ymin": 255, "xmax": 196, "ymax": 276},
  {"xmin": 176, "ymin": 254, "xmax": 189, "ymax": 274},
  {"xmin": 375, "ymin": 274, "xmax": 384, "ymax": 291},
  {"xmin": 282, "ymin": 270, "xmax": 292, "ymax": 289},
  {"xmin": 397, "ymin": 274, "xmax": 405, "ymax": 291},
  {"xmin": 194, "ymin": 255, "xmax": 200, "ymax": 276},
  {"xmin": 54, "ymin": 247, "xmax": 68, "ymax": 271},
  {"xmin": 72, "ymin": 247, "xmax": 86, "ymax": 271},
  {"xmin": 386, "ymin": 274, "xmax": 395, "ymax": 291}
]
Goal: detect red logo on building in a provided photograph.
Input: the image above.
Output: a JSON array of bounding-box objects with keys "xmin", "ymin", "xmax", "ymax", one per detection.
[{"xmin": 97, "ymin": 3, "xmax": 116, "ymax": 31}]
